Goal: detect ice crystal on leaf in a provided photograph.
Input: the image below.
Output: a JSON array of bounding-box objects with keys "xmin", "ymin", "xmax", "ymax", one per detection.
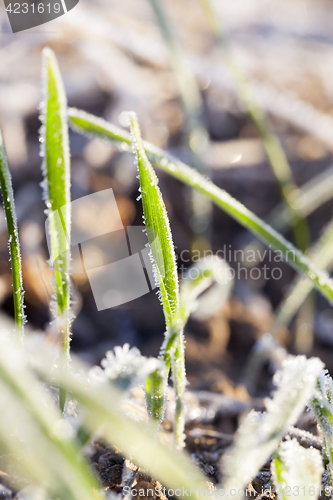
[
  {"xmin": 311, "ymin": 370, "xmax": 333, "ymax": 480},
  {"xmin": 272, "ymin": 439, "xmax": 323, "ymax": 500},
  {"xmin": 222, "ymin": 356, "xmax": 324, "ymax": 497},
  {"xmin": 90, "ymin": 344, "xmax": 166, "ymax": 392},
  {"xmin": 68, "ymin": 108, "xmax": 333, "ymax": 306}
]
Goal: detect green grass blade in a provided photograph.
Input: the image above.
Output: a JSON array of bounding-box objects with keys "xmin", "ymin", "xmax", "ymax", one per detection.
[
  {"xmin": 271, "ymin": 439, "xmax": 323, "ymax": 500},
  {"xmin": 68, "ymin": 109, "xmax": 333, "ymax": 305},
  {"xmin": 128, "ymin": 112, "xmax": 185, "ymax": 446},
  {"xmin": 128, "ymin": 111, "xmax": 179, "ymax": 326},
  {"xmin": 41, "ymin": 48, "xmax": 71, "ymax": 411},
  {"xmin": 179, "ymin": 255, "xmax": 232, "ymax": 320},
  {"xmin": 145, "ymin": 366, "xmax": 167, "ymax": 434},
  {"xmin": 61, "ymin": 373, "xmax": 210, "ymax": 499},
  {"xmin": 162, "ymin": 257, "xmax": 232, "ymax": 447},
  {"xmin": 244, "ymin": 219, "xmax": 333, "ymax": 390},
  {"xmin": 94, "ymin": 345, "xmax": 168, "ymax": 434},
  {"xmin": 221, "ymin": 356, "xmax": 323, "ymax": 494},
  {"xmin": 147, "ymin": 0, "xmax": 203, "ymax": 130},
  {"xmin": 28, "ymin": 340, "xmax": 209, "ymax": 500},
  {"xmin": 0, "ymin": 130, "xmax": 25, "ymax": 341},
  {"xmin": 0, "ymin": 331, "xmax": 102, "ymax": 500},
  {"xmin": 146, "ymin": 0, "xmax": 209, "ymax": 165},
  {"xmin": 274, "ymin": 218, "xmax": 333, "ymax": 331},
  {"xmin": 311, "ymin": 372, "xmax": 333, "ymax": 479}
]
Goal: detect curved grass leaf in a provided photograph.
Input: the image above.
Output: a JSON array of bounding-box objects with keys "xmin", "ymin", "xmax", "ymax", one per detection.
[
  {"xmin": 274, "ymin": 219, "xmax": 333, "ymax": 331},
  {"xmin": 0, "ymin": 130, "xmax": 25, "ymax": 341},
  {"xmin": 23, "ymin": 334, "xmax": 210, "ymax": 500},
  {"xmin": 41, "ymin": 48, "xmax": 71, "ymax": 411},
  {"xmin": 145, "ymin": 365, "xmax": 168, "ymax": 433},
  {"xmin": 244, "ymin": 219, "xmax": 333, "ymax": 392},
  {"xmin": 147, "ymin": 0, "xmax": 203, "ymax": 132},
  {"xmin": 162, "ymin": 256, "xmax": 232, "ymax": 366},
  {"xmin": 0, "ymin": 330, "xmax": 102, "ymax": 500},
  {"xmin": 180, "ymin": 255, "xmax": 233, "ymax": 321},
  {"xmin": 221, "ymin": 356, "xmax": 323, "ymax": 496},
  {"xmin": 58, "ymin": 368, "xmax": 209, "ymax": 499},
  {"xmin": 272, "ymin": 439, "xmax": 323, "ymax": 500},
  {"xmin": 68, "ymin": 109, "xmax": 333, "ymax": 305}
]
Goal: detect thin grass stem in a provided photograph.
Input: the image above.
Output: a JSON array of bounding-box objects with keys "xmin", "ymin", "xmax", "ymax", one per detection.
[{"xmin": 0, "ymin": 129, "xmax": 25, "ymax": 342}]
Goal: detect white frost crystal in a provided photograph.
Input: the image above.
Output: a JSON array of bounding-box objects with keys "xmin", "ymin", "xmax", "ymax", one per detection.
[
  {"xmin": 90, "ymin": 343, "xmax": 165, "ymax": 391},
  {"xmin": 222, "ymin": 356, "xmax": 324, "ymax": 497},
  {"xmin": 272, "ymin": 439, "xmax": 323, "ymax": 500}
]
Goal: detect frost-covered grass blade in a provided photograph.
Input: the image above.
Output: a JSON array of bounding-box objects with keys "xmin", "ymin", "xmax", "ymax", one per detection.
[
  {"xmin": 41, "ymin": 48, "xmax": 71, "ymax": 411},
  {"xmin": 24, "ymin": 334, "xmax": 209, "ymax": 500},
  {"xmin": 90, "ymin": 344, "xmax": 167, "ymax": 433},
  {"xmin": 221, "ymin": 356, "xmax": 323, "ymax": 496},
  {"xmin": 179, "ymin": 256, "xmax": 232, "ymax": 321},
  {"xmin": 0, "ymin": 129, "xmax": 25, "ymax": 341},
  {"xmin": 244, "ymin": 219, "xmax": 333, "ymax": 391},
  {"xmin": 272, "ymin": 439, "xmax": 323, "ymax": 500},
  {"xmin": 0, "ymin": 330, "xmax": 103, "ymax": 500},
  {"xmin": 68, "ymin": 108, "xmax": 333, "ymax": 306},
  {"xmin": 128, "ymin": 112, "xmax": 178, "ymax": 327},
  {"xmin": 198, "ymin": 0, "xmax": 315, "ymax": 351},
  {"xmin": 127, "ymin": 112, "xmax": 184, "ymax": 445}
]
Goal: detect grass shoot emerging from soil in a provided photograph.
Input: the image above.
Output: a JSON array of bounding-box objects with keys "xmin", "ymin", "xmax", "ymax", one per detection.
[
  {"xmin": 41, "ymin": 48, "xmax": 72, "ymax": 412},
  {"xmin": 128, "ymin": 111, "xmax": 185, "ymax": 447}
]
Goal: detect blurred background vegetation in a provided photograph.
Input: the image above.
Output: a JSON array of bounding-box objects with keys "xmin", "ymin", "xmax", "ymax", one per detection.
[{"xmin": 1, "ymin": 0, "xmax": 333, "ymax": 399}]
